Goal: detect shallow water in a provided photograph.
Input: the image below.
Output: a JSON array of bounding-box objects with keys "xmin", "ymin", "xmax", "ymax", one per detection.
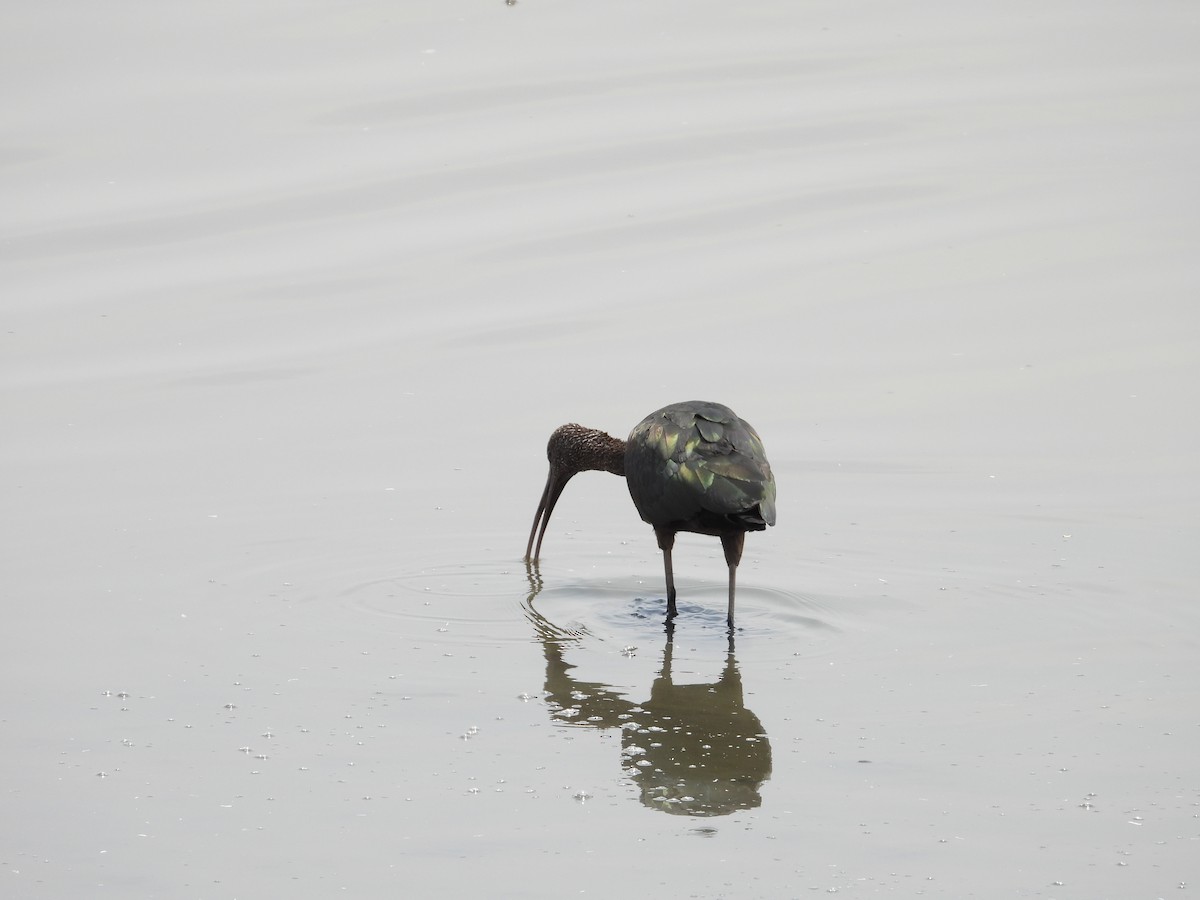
[{"xmin": 3, "ymin": 1, "xmax": 1199, "ymax": 897}]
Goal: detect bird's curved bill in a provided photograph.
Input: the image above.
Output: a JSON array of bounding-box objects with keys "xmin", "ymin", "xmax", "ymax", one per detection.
[{"xmin": 524, "ymin": 467, "xmax": 572, "ymax": 562}]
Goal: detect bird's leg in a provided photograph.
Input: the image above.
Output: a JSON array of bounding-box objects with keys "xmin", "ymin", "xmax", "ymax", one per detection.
[
  {"xmin": 654, "ymin": 527, "xmax": 678, "ymax": 620},
  {"xmin": 719, "ymin": 532, "xmax": 746, "ymax": 628}
]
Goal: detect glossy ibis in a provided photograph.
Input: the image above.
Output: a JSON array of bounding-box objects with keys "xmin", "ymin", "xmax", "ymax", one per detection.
[{"xmin": 524, "ymin": 401, "xmax": 776, "ymax": 626}]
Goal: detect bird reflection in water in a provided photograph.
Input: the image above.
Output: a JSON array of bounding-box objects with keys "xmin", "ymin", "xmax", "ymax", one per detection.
[{"xmin": 524, "ymin": 564, "xmax": 772, "ymax": 816}]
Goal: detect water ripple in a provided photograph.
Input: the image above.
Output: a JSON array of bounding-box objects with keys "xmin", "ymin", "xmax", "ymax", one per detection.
[
  {"xmin": 328, "ymin": 559, "xmax": 848, "ymax": 656},
  {"xmin": 522, "ymin": 570, "xmax": 846, "ymax": 661}
]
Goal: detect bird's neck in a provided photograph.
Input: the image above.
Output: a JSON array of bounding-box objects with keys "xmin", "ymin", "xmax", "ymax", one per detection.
[
  {"xmin": 581, "ymin": 428, "xmax": 627, "ymax": 477},
  {"xmin": 551, "ymin": 424, "xmax": 626, "ymax": 477},
  {"xmin": 597, "ymin": 436, "xmax": 627, "ymax": 477}
]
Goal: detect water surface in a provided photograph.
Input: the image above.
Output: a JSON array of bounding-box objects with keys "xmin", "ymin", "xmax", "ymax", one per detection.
[{"xmin": 3, "ymin": 1, "xmax": 1198, "ymax": 897}]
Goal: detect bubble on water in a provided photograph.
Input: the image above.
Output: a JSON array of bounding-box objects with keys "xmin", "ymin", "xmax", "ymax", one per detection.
[{"xmin": 573, "ymin": 789, "xmax": 592, "ymax": 802}]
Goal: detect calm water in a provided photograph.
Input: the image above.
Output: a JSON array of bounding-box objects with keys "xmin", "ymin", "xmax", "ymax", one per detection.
[{"xmin": 3, "ymin": 1, "xmax": 1198, "ymax": 897}]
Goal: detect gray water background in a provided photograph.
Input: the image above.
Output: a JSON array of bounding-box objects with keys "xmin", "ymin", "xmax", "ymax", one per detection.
[{"xmin": 3, "ymin": 1, "xmax": 1198, "ymax": 897}]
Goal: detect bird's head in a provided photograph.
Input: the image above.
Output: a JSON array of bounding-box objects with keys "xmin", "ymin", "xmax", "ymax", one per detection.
[{"xmin": 524, "ymin": 423, "xmax": 626, "ymax": 562}]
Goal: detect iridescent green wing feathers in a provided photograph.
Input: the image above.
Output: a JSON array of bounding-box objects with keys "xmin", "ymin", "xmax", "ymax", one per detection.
[{"xmin": 625, "ymin": 402, "xmax": 776, "ymax": 532}]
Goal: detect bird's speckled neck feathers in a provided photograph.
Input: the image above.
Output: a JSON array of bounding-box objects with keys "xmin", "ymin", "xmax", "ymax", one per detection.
[{"xmin": 548, "ymin": 424, "xmax": 626, "ymax": 477}]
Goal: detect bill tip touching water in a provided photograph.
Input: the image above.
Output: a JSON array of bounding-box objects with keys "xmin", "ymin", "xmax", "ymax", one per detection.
[{"xmin": 525, "ymin": 401, "xmax": 776, "ymax": 627}]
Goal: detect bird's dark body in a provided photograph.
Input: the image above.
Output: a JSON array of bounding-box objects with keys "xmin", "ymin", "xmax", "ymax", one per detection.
[
  {"xmin": 525, "ymin": 400, "xmax": 776, "ymax": 627},
  {"xmin": 625, "ymin": 401, "xmax": 776, "ymax": 539}
]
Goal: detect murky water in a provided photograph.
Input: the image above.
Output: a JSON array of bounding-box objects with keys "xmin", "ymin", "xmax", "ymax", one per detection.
[{"xmin": 3, "ymin": 1, "xmax": 1198, "ymax": 897}]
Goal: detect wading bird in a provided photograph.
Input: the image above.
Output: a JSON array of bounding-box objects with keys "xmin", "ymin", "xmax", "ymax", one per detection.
[{"xmin": 525, "ymin": 401, "xmax": 776, "ymax": 626}]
